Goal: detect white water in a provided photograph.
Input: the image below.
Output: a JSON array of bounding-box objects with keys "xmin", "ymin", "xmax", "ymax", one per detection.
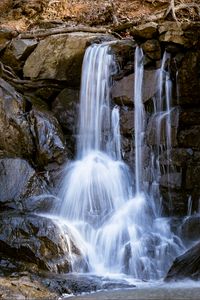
[{"xmin": 56, "ymin": 44, "xmax": 183, "ymax": 280}]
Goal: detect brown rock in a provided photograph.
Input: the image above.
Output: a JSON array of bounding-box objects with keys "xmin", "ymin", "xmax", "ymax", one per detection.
[
  {"xmin": 112, "ymin": 69, "xmax": 159, "ymax": 106},
  {"xmin": 1, "ymin": 38, "xmax": 38, "ymax": 72},
  {"xmin": 178, "ymin": 126, "xmax": 200, "ymax": 150},
  {"xmin": 23, "ymin": 33, "xmax": 111, "ymax": 86},
  {"xmin": 177, "ymin": 51, "xmax": 200, "ymax": 105},
  {"xmin": 141, "ymin": 39, "xmax": 161, "ymax": 60},
  {"xmin": 130, "ymin": 22, "xmax": 158, "ymax": 40},
  {"xmin": 0, "ymin": 28, "xmax": 18, "ymax": 51}
]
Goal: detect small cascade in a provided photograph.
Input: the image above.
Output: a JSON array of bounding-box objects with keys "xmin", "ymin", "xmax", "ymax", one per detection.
[
  {"xmin": 134, "ymin": 47, "xmax": 145, "ymax": 194},
  {"xmin": 147, "ymin": 51, "xmax": 178, "ymax": 212},
  {"xmin": 55, "ymin": 43, "xmax": 183, "ymax": 281}
]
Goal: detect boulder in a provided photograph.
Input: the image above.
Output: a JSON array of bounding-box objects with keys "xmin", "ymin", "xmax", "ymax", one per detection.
[
  {"xmin": 1, "ymin": 38, "xmax": 38, "ymax": 72},
  {"xmin": 130, "ymin": 22, "xmax": 158, "ymax": 40},
  {"xmin": 0, "ymin": 78, "xmax": 34, "ymax": 158},
  {"xmin": 29, "ymin": 109, "xmax": 66, "ymax": 167},
  {"xmin": 0, "ymin": 275, "xmax": 58, "ymax": 300},
  {"xmin": 120, "ymin": 109, "xmax": 134, "ymax": 136},
  {"xmin": 23, "ymin": 33, "xmax": 111, "ymax": 87},
  {"xmin": 52, "ymin": 88, "xmax": 79, "ymax": 134},
  {"xmin": 181, "ymin": 216, "xmax": 200, "ymax": 242},
  {"xmin": 0, "ymin": 28, "xmax": 18, "ymax": 51},
  {"xmin": 160, "ymin": 172, "xmax": 182, "ymax": 189},
  {"xmin": 165, "ymin": 241, "xmax": 200, "ymax": 281},
  {"xmin": 112, "ymin": 69, "xmax": 158, "ymax": 106},
  {"xmin": 141, "ymin": 39, "xmax": 161, "ymax": 60},
  {"xmin": 0, "ymin": 213, "xmax": 83, "ymax": 273},
  {"xmin": 159, "ymin": 22, "xmax": 199, "ymax": 48},
  {"xmin": 0, "ymin": 158, "xmax": 47, "ymax": 211}
]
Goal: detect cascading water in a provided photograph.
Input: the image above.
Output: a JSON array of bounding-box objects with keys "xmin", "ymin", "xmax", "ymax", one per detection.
[{"xmin": 56, "ymin": 43, "xmax": 183, "ymax": 281}]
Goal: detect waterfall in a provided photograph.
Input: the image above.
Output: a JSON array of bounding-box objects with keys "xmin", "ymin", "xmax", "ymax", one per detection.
[
  {"xmin": 57, "ymin": 43, "xmax": 183, "ymax": 280},
  {"xmin": 134, "ymin": 47, "xmax": 145, "ymax": 194}
]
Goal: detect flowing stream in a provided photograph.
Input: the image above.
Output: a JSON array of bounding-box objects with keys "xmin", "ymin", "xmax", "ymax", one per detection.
[{"xmin": 54, "ymin": 43, "xmax": 184, "ymax": 281}]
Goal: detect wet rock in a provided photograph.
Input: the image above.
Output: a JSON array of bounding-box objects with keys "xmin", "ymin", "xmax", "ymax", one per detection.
[
  {"xmin": 165, "ymin": 241, "xmax": 200, "ymax": 281},
  {"xmin": 52, "ymin": 87, "xmax": 79, "ymax": 134},
  {"xmin": 29, "ymin": 108, "xmax": 66, "ymax": 167},
  {"xmin": 179, "ymin": 111, "xmax": 200, "ymax": 126},
  {"xmin": 112, "ymin": 69, "xmax": 158, "ymax": 106},
  {"xmin": 159, "ymin": 148, "xmax": 193, "ymax": 167},
  {"xmin": 130, "ymin": 22, "xmax": 158, "ymax": 40},
  {"xmin": 120, "ymin": 109, "xmax": 134, "ymax": 136},
  {"xmin": 1, "ymin": 38, "xmax": 38, "ymax": 73},
  {"xmin": 141, "ymin": 39, "xmax": 161, "ymax": 60},
  {"xmin": 23, "ymin": 33, "xmax": 111, "ymax": 87},
  {"xmin": 146, "ymin": 109, "xmax": 179, "ymax": 147},
  {"xmin": 161, "ymin": 189, "xmax": 187, "ymax": 216},
  {"xmin": 186, "ymin": 165, "xmax": 200, "ymax": 189},
  {"xmin": 178, "ymin": 126, "xmax": 200, "ymax": 150},
  {"xmin": 0, "ymin": 213, "xmax": 81, "ymax": 273},
  {"xmin": 0, "ymin": 158, "xmax": 47, "ymax": 211},
  {"xmin": 111, "ymin": 39, "xmax": 136, "ymax": 79},
  {"xmin": 160, "ymin": 173, "xmax": 182, "ymax": 189},
  {"xmin": 0, "ymin": 78, "xmax": 34, "ymax": 158},
  {"xmin": 177, "ymin": 51, "xmax": 200, "ymax": 105},
  {"xmin": 181, "ymin": 216, "xmax": 200, "ymax": 242}
]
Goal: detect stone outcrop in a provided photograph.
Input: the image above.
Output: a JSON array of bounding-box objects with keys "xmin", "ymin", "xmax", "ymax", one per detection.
[
  {"xmin": 165, "ymin": 241, "xmax": 200, "ymax": 281},
  {"xmin": 112, "ymin": 21, "xmax": 200, "ymax": 216},
  {"xmin": 0, "ymin": 158, "xmax": 47, "ymax": 211},
  {"xmin": 0, "ymin": 78, "xmax": 34, "ymax": 158},
  {"xmin": 23, "ymin": 32, "xmax": 113, "ymax": 87},
  {"xmin": 0, "ymin": 213, "xmax": 83, "ymax": 273}
]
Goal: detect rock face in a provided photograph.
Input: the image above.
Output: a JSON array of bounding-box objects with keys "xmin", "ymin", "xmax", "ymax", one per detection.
[
  {"xmin": 0, "ymin": 78, "xmax": 34, "ymax": 158},
  {"xmin": 165, "ymin": 242, "xmax": 200, "ymax": 281},
  {"xmin": 23, "ymin": 32, "xmax": 112, "ymax": 87},
  {"xmin": 112, "ymin": 22, "xmax": 200, "ymax": 216},
  {"xmin": 0, "ymin": 213, "xmax": 82, "ymax": 273},
  {"xmin": 0, "ymin": 158, "xmax": 47, "ymax": 211}
]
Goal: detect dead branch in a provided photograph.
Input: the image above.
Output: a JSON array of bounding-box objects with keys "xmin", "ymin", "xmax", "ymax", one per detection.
[{"xmin": 18, "ymin": 25, "xmax": 109, "ymax": 39}]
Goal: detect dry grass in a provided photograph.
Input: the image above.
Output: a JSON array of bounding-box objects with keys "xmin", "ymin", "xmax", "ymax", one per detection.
[{"xmin": 0, "ymin": 0, "xmax": 199, "ymax": 31}]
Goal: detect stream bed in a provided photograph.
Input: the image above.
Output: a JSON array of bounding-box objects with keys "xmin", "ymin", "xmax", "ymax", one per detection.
[{"xmin": 66, "ymin": 281, "xmax": 200, "ymax": 300}]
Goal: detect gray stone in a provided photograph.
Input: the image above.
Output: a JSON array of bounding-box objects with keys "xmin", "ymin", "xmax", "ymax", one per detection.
[
  {"xmin": 160, "ymin": 173, "xmax": 182, "ymax": 189},
  {"xmin": 29, "ymin": 109, "xmax": 66, "ymax": 167},
  {"xmin": 165, "ymin": 241, "xmax": 200, "ymax": 281},
  {"xmin": 1, "ymin": 38, "xmax": 38, "ymax": 72},
  {"xmin": 52, "ymin": 88, "xmax": 79, "ymax": 134},
  {"xmin": 181, "ymin": 216, "xmax": 200, "ymax": 242},
  {"xmin": 0, "ymin": 213, "xmax": 83, "ymax": 273},
  {"xmin": 0, "ymin": 78, "xmax": 34, "ymax": 158},
  {"xmin": 112, "ymin": 69, "xmax": 159, "ymax": 106},
  {"xmin": 0, "ymin": 158, "xmax": 48, "ymax": 211}
]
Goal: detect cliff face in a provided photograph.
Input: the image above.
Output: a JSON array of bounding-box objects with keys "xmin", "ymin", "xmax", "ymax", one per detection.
[{"xmin": 0, "ymin": 3, "xmax": 200, "ymax": 295}]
